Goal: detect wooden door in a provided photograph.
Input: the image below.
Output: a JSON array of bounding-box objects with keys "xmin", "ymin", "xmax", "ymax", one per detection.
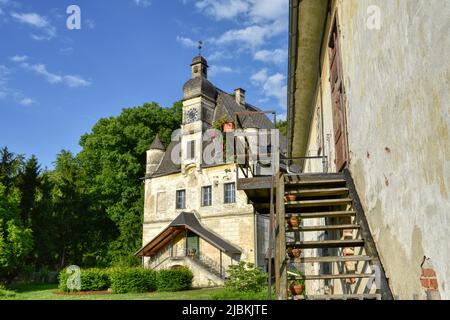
[{"xmin": 328, "ymin": 16, "xmax": 348, "ymax": 171}]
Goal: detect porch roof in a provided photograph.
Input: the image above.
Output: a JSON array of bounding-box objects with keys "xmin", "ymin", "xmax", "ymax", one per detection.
[{"xmin": 135, "ymin": 212, "xmax": 242, "ymax": 257}]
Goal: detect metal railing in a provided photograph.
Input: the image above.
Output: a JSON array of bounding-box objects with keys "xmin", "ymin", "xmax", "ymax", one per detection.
[{"xmin": 188, "ymin": 253, "xmax": 227, "ymax": 279}]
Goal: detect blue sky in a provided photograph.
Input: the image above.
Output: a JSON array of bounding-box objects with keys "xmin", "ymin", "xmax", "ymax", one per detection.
[{"xmin": 0, "ymin": 0, "xmax": 288, "ymax": 168}]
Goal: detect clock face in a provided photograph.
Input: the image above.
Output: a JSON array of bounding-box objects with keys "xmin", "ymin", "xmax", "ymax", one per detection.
[{"xmin": 186, "ymin": 108, "xmax": 199, "ymax": 123}]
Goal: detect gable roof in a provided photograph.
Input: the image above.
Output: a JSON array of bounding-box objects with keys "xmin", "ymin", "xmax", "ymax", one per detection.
[{"xmin": 135, "ymin": 212, "xmax": 242, "ymax": 256}]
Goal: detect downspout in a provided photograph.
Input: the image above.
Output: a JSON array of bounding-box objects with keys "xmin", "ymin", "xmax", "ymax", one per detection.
[
  {"xmin": 253, "ymin": 208, "xmax": 258, "ymax": 266},
  {"xmin": 287, "ymin": 0, "xmax": 300, "ymax": 160}
]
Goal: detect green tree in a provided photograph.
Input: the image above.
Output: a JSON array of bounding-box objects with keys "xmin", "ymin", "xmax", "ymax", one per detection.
[
  {"xmin": 17, "ymin": 155, "xmax": 41, "ymax": 227},
  {"xmin": 78, "ymin": 102, "xmax": 182, "ymax": 265},
  {"xmin": 0, "ymin": 147, "xmax": 24, "ymax": 193},
  {"xmin": 276, "ymin": 120, "xmax": 287, "ymax": 137},
  {"xmin": 0, "ymin": 184, "xmax": 33, "ymax": 283}
]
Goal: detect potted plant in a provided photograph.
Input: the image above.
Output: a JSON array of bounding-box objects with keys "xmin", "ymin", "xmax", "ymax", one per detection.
[
  {"xmin": 285, "ymin": 194, "xmax": 297, "ymax": 202},
  {"xmin": 287, "ymin": 270, "xmax": 306, "ymax": 296},
  {"xmin": 288, "ymin": 216, "xmax": 301, "ymax": 230},
  {"xmin": 287, "ymin": 246, "xmax": 302, "ymax": 258}
]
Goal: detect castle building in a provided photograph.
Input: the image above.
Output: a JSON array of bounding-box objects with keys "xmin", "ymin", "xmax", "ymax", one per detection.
[{"xmin": 135, "ymin": 55, "xmax": 279, "ymax": 287}]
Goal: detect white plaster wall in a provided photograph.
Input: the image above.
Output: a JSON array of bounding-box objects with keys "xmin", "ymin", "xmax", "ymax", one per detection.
[
  {"xmin": 336, "ymin": 0, "xmax": 450, "ymax": 299},
  {"xmin": 143, "ymin": 164, "xmax": 257, "ymax": 266}
]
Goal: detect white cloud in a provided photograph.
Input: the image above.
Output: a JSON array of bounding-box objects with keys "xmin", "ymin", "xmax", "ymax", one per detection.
[
  {"xmin": 19, "ymin": 98, "xmax": 34, "ymax": 106},
  {"xmin": 22, "ymin": 63, "xmax": 91, "ymax": 88},
  {"xmin": 209, "ymin": 65, "xmax": 238, "ymax": 77},
  {"xmin": 176, "ymin": 36, "xmax": 198, "ymax": 48},
  {"xmin": 213, "ymin": 20, "xmax": 285, "ymax": 48},
  {"xmin": 9, "ymin": 55, "xmax": 28, "ymax": 62},
  {"xmin": 254, "ymin": 49, "xmax": 287, "ymax": 65},
  {"xmin": 251, "ymin": 68, "xmax": 287, "ymax": 109},
  {"xmin": 207, "ymin": 51, "xmax": 233, "ymax": 62},
  {"xmin": 11, "ymin": 12, "xmax": 48, "ymax": 28},
  {"xmin": 192, "ymin": 0, "xmax": 288, "ymax": 22},
  {"xmin": 133, "ymin": 0, "xmax": 151, "ymax": 8},
  {"xmin": 249, "ymin": 0, "xmax": 288, "ymax": 22},
  {"xmin": 10, "ymin": 12, "xmax": 56, "ymax": 40},
  {"xmin": 0, "ymin": 65, "xmax": 36, "ymax": 106},
  {"xmin": 195, "ymin": 0, "xmax": 249, "ymax": 20}
]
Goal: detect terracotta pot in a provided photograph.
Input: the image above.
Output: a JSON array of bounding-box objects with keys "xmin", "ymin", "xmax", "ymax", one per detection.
[
  {"xmin": 342, "ymin": 229, "xmax": 353, "ymax": 238},
  {"xmin": 289, "ymin": 284, "xmax": 305, "ymax": 296},
  {"xmin": 343, "ymin": 247, "xmax": 355, "ymax": 256},
  {"xmin": 223, "ymin": 122, "xmax": 235, "ymax": 133},
  {"xmin": 345, "ymin": 261, "xmax": 356, "ymax": 272},
  {"xmin": 291, "ymin": 248, "xmax": 302, "ymax": 258},
  {"xmin": 289, "ymin": 217, "xmax": 300, "ymax": 229},
  {"xmin": 285, "ymin": 194, "xmax": 296, "ymax": 202}
]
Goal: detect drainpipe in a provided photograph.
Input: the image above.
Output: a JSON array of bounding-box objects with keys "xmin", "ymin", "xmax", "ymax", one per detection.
[{"xmin": 253, "ymin": 208, "xmax": 258, "ymax": 266}]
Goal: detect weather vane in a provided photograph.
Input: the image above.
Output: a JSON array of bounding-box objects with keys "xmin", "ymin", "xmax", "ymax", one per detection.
[{"xmin": 198, "ymin": 40, "xmax": 203, "ymax": 56}]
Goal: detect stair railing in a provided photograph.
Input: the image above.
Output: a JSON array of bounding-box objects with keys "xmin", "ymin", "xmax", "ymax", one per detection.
[{"xmin": 187, "ymin": 252, "xmax": 227, "ymax": 279}]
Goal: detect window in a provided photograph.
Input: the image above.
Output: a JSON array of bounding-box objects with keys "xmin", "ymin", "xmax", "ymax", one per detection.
[
  {"xmin": 224, "ymin": 183, "xmax": 236, "ymax": 204},
  {"xmin": 187, "ymin": 140, "xmax": 195, "ymax": 160},
  {"xmin": 202, "ymin": 186, "xmax": 212, "ymax": 207},
  {"xmin": 176, "ymin": 190, "xmax": 186, "ymax": 209}
]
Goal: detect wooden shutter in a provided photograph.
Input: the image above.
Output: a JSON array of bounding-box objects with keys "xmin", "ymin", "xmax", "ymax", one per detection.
[{"xmin": 328, "ymin": 15, "xmax": 348, "ymax": 171}]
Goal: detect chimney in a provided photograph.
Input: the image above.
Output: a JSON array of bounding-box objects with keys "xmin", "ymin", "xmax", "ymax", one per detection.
[{"xmin": 234, "ymin": 88, "xmax": 246, "ymax": 106}]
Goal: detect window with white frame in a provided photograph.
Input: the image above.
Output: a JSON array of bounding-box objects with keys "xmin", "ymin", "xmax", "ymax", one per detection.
[
  {"xmin": 224, "ymin": 183, "xmax": 236, "ymax": 204},
  {"xmin": 176, "ymin": 189, "xmax": 186, "ymax": 209},
  {"xmin": 202, "ymin": 186, "xmax": 212, "ymax": 207}
]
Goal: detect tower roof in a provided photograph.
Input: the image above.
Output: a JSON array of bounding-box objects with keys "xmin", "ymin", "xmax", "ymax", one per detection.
[
  {"xmin": 191, "ymin": 55, "xmax": 208, "ymax": 67},
  {"xmin": 149, "ymin": 135, "xmax": 165, "ymax": 151}
]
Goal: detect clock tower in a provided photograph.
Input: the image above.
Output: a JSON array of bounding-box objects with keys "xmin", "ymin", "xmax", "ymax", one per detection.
[{"xmin": 181, "ymin": 55, "xmax": 217, "ymax": 173}]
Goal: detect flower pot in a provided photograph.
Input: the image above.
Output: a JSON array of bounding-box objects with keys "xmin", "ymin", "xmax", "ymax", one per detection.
[
  {"xmin": 288, "ymin": 217, "xmax": 300, "ymax": 229},
  {"xmin": 223, "ymin": 122, "xmax": 235, "ymax": 133},
  {"xmin": 285, "ymin": 194, "xmax": 296, "ymax": 202},
  {"xmin": 289, "ymin": 284, "xmax": 305, "ymax": 296},
  {"xmin": 342, "ymin": 229, "xmax": 353, "ymax": 238},
  {"xmin": 287, "ymin": 247, "xmax": 302, "ymax": 258},
  {"xmin": 343, "ymin": 247, "xmax": 355, "ymax": 256},
  {"xmin": 345, "ymin": 261, "xmax": 356, "ymax": 272}
]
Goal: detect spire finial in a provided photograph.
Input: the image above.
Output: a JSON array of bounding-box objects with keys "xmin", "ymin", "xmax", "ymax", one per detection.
[{"xmin": 198, "ymin": 40, "xmax": 203, "ymax": 56}]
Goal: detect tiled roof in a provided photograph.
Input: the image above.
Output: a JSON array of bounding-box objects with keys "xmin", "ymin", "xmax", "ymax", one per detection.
[{"xmin": 151, "ymin": 88, "xmax": 286, "ymax": 177}]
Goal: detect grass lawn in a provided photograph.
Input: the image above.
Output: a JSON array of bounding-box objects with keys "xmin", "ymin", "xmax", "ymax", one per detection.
[{"xmin": 1, "ymin": 284, "xmax": 227, "ymax": 300}]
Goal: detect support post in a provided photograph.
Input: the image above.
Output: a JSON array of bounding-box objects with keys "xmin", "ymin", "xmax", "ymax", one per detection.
[{"xmin": 275, "ymin": 172, "xmax": 287, "ymax": 299}]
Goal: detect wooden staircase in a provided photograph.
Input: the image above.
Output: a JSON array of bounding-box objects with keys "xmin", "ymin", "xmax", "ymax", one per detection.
[{"xmin": 274, "ymin": 171, "xmax": 393, "ymax": 300}]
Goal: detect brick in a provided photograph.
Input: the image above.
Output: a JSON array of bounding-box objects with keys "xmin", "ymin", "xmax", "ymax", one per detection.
[
  {"xmin": 421, "ymin": 268, "xmax": 436, "ymax": 277},
  {"xmin": 420, "ymin": 278, "xmax": 430, "ymax": 288},
  {"xmin": 429, "ymin": 279, "xmax": 439, "ymax": 290}
]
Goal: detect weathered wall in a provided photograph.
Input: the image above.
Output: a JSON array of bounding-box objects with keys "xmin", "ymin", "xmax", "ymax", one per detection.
[
  {"xmin": 143, "ymin": 164, "xmax": 258, "ymax": 268},
  {"xmin": 335, "ymin": 0, "xmax": 450, "ymax": 299}
]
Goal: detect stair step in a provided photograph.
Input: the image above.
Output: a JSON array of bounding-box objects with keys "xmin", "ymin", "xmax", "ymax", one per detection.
[
  {"xmin": 285, "ymin": 187, "xmax": 349, "ymax": 197},
  {"xmin": 290, "ymin": 273, "xmax": 374, "ymax": 280},
  {"xmin": 287, "ymin": 211, "xmax": 356, "ymax": 219},
  {"xmin": 287, "ymin": 224, "xmax": 360, "ymax": 232},
  {"xmin": 286, "ymin": 198, "xmax": 352, "ymax": 207},
  {"xmin": 289, "ymin": 255, "xmax": 372, "ymax": 263},
  {"xmin": 285, "ymin": 178, "xmax": 346, "ymax": 186},
  {"xmin": 293, "ymin": 294, "xmax": 381, "ymax": 300},
  {"xmin": 287, "ymin": 239, "xmax": 365, "ymax": 249}
]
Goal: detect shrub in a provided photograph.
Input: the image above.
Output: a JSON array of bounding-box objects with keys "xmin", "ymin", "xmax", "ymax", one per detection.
[
  {"xmin": 225, "ymin": 262, "xmax": 267, "ymax": 293},
  {"xmin": 58, "ymin": 268, "xmax": 110, "ymax": 292},
  {"xmin": 109, "ymin": 268, "xmax": 157, "ymax": 294},
  {"xmin": 0, "ymin": 284, "xmax": 15, "ymax": 298},
  {"xmin": 156, "ymin": 267, "xmax": 193, "ymax": 292}
]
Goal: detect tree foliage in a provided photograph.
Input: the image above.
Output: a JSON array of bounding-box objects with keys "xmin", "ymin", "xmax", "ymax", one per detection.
[
  {"xmin": 78, "ymin": 101, "xmax": 182, "ymax": 265},
  {"xmin": 0, "ymin": 101, "xmax": 182, "ymax": 282}
]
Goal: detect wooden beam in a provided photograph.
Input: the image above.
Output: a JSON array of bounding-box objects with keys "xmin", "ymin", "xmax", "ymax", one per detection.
[{"xmin": 275, "ymin": 173, "xmax": 287, "ymax": 300}]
